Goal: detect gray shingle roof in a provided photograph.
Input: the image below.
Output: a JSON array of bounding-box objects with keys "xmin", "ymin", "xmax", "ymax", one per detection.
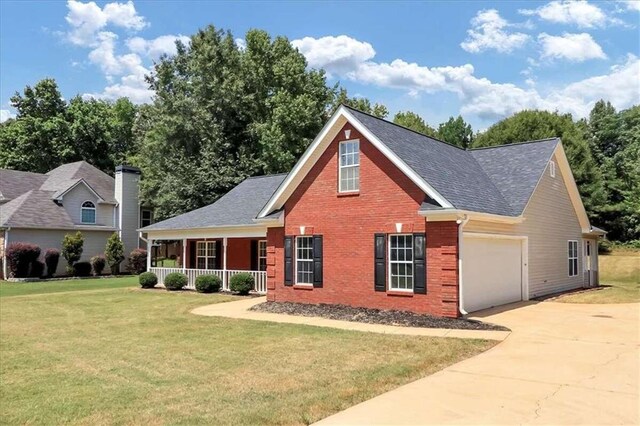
[
  {"xmin": 141, "ymin": 173, "xmax": 287, "ymax": 231},
  {"xmin": 345, "ymin": 106, "xmax": 558, "ymax": 216},
  {"xmin": 0, "ymin": 170, "xmax": 47, "ymax": 202},
  {"xmin": 44, "ymin": 161, "xmax": 116, "ymax": 203}
]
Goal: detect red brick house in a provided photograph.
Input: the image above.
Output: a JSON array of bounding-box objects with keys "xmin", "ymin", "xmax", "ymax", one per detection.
[{"xmin": 141, "ymin": 105, "xmax": 604, "ymax": 317}]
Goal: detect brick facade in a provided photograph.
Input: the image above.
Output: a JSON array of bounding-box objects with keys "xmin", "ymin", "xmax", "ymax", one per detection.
[{"xmin": 266, "ymin": 123, "xmax": 460, "ymax": 317}]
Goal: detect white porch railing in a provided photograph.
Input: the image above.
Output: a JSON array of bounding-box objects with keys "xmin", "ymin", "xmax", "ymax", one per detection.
[{"xmin": 149, "ymin": 267, "xmax": 267, "ymax": 294}]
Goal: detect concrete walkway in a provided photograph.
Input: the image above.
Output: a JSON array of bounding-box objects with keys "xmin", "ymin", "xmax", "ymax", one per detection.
[
  {"xmin": 317, "ymin": 301, "xmax": 640, "ymax": 425},
  {"xmin": 191, "ymin": 297, "xmax": 510, "ymax": 341}
]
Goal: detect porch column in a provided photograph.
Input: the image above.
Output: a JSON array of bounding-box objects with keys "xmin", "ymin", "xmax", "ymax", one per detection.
[
  {"xmin": 146, "ymin": 238, "xmax": 152, "ymax": 271},
  {"xmin": 182, "ymin": 238, "xmax": 187, "ymax": 272},
  {"xmin": 223, "ymin": 237, "xmax": 228, "ymax": 290}
]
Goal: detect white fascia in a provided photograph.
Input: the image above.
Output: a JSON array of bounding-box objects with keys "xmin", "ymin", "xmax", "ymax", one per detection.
[{"xmin": 419, "ymin": 209, "xmax": 525, "ymax": 224}]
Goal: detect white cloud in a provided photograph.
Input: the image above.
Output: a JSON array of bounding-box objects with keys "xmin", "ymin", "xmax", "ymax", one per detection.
[
  {"xmin": 519, "ymin": 0, "xmax": 620, "ymax": 28},
  {"xmin": 460, "ymin": 9, "xmax": 531, "ymax": 53},
  {"xmin": 1, "ymin": 109, "xmax": 16, "ymax": 123},
  {"xmin": 292, "ymin": 34, "xmax": 640, "ymax": 121},
  {"xmin": 617, "ymin": 0, "xmax": 640, "ymax": 12},
  {"xmin": 127, "ymin": 34, "xmax": 190, "ymax": 58},
  {"xmin": 65, "ymin": 0, "xmax": 147, "ymax": 46},
  {"xmin": 234, "ymin": 38, "xmax": 246, "ymax": 50},
  {"xmin": 538, "ymin": 32, "xmax": 607, "ymax": 61},
  {"xmin": 292, "ymin": 35, "xmax": 375, "ymax": 75}
]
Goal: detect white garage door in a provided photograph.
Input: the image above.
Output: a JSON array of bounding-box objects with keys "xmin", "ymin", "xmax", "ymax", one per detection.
[{"xmin": 462, "ymin": 235, "xmax": 523, "ymax": 312}]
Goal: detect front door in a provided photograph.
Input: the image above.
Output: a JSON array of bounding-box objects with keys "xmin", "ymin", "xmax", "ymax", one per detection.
[{"xmin": 583, "ymin": 240, "xmax": 592, "ymax": 287}]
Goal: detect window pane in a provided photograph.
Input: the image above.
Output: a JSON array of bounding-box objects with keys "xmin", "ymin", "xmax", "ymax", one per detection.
[
  {"xmin": 81, "ymin": 209, "xmax": 95, "ymax": 223},
  {"xmin": 389, "ymin": 234, "xmax": 414, "ymax": 291}
]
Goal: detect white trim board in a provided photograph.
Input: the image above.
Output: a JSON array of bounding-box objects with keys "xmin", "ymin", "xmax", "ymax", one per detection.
[{"xmin": 257, "ymin": 106, "xmax": 453, "ymax": 218}]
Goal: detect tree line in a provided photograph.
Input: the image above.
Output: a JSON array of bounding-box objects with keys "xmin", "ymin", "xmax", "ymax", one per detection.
[{"xmin": 0, "ymin": 25, "xmax": 637, "ymax": 243}]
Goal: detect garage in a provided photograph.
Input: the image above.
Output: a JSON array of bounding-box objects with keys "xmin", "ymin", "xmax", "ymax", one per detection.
[{"xmin": 462, "ymin": 234, "xmax": 526, "ymax": 312}]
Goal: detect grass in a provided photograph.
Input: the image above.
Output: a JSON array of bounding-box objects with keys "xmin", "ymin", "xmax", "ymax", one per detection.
[
  {"xmin": 0, "ymin": 276, "xmax": 138, "ymax": 298},
  {"xmin": 0, "ymin": 279, "xmax": 493, "ymax": 425},
  {"xmin": 555, "ymin": 251, "xmax": 639, "ymax": 304}
]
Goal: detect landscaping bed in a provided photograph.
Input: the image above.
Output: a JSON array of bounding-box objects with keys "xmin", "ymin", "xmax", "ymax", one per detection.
[{"xmin": 251, "ymin": 301, "xmax": 509, "ymax": 331}]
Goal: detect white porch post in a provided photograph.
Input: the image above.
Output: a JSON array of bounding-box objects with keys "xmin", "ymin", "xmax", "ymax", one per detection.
[
  {"xmin": 223, "ymin": 237, "xmax": 228, "ymax": 290},
  {"xmin": 182, "ymin": 238, "xmax": 187, "ymax": 273},
  {"xmin": 146, "ymin": 238, "xmax": 152, "ymax": 271}
]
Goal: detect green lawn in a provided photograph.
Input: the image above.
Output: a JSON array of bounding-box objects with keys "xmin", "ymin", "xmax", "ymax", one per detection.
[
  {"xmin": 0, "ymin": 276, "xmax": 138, "ymax": 298},
  {"xmin": 0, "ymin": 279, "xmax": 493, "ymax": 425},
  {"xmin": 555, "ymin": 253, "xmax": 640, "ymax": 304}
]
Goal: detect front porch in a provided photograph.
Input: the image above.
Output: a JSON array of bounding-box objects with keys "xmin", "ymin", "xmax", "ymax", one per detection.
[{"xmin": 147, "ymin": 237, "xmax": 267, "ymax": 293}]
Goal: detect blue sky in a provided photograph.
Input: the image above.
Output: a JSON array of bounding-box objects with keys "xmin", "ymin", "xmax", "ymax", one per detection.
[{"xmin": 1, "ymin": 0, "xmax": 639, "ymax": 129}]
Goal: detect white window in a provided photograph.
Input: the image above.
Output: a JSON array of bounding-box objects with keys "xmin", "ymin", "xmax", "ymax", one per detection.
[
  {"xmin": 258, "ymin": 240, "xmax": 267, "ymax": 271},
  {"xmin": 196, "ymin": 241, "xmax": 217, "ymax": 270},
  {"xmin": 295, "ymin": 236, "xmax": 313, "ymax": 284},
  {"xmin": 81, "ymin": 201, "xmax": 96, "ymax": 224},
  {"xmin": 568, "ymin": 240, "xmax": 578, "ymax": 277},
  {"xmin": 550, "ymin": 160, "xmax": 556, "ymax": 178},
  {"xmin": 141, "ymin": 209, "xmax": 153, "ymax": 227},
  {"xmin": 339, "ymin": 140, "xmax": 360, "ymax": 192},
  {"xmin": 389, "ymin": 234, "xmax": 414, "ymax": 291}
]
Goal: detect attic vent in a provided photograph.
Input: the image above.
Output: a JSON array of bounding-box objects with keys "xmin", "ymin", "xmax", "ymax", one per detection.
[{"xmin": 550, "ymin": 161, "xmax": 556, "ymax": 178}]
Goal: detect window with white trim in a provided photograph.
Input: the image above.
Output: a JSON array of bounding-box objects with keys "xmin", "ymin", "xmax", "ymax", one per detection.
[
  {"xmin": 389, "ymin": 234, "xmax": 414, "ymax": 291},
  {"xmin": 339, "ymin": 140, "xmax": 360, "ymax": 192},
  {"xmin": 568, "ymin": 240, "xmax": 578, "ymax": 277},
  {"xmin": 258, "ymin": 240, "xmax": 267, "ymax": 271},
  {"xmin": 550, "ymin": 160, "xmax": 556, "ymax": 178},
  {"xmin": 295, "ymin": 236, "xmax": 313, "ymax": 284},
  {"xmin": 81, "ymin": 201, "xmax": 96, "ymax": 224},
  {"xmin": 141, "ymin": 209, "xmax": 153, "ymax": 227},
  {"xmin": 196, "ymin": 241, "xmax": 217, "ymax": 270}
]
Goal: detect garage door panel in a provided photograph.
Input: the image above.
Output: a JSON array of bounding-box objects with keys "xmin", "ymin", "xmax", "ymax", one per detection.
[{"xmin": 463, "ymin": 235, "xmax": 523, "ymax": 312}]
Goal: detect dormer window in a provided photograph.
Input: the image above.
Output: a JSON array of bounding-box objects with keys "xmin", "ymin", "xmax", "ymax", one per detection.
[
  {"xmin": 81, "ymin": 201, "xmax": 96, "ymax": 224},
  {"xmin": 339, "ymin": 140, "xmax": 360, "ymax": 192}
]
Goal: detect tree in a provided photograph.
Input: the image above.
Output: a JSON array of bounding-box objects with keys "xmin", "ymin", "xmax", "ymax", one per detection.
[
  {"xmin": 61, "ymin": 232, "xmax": 84, "ymax": 275},
  {"xmin": 474, "ymin": 110, "xmax": 606, "ymax": 222},
  {"xmin": 105, "ymin": 233, "xmax": 125, "ymax": 274},
  {"xmin": 332, "ymin": 88, "xmax": 388, "ymax": 118},
  {"xmin": 437, "ymin": 116, "xmax": 473, "ymax": 149},
  {"xmin": 393, "ymin": 111, "xmax": 437, "ymax": 137},
  {"xmin": 134, "ymin": 26, "xmax": 334, "ymax": 220}
]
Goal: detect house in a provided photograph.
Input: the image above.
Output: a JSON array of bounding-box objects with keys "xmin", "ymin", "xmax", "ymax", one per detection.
[
  {"xmin": 141, "ymin": 105, "xmax": 605, "ymax": 316},
  {"xmin": 0, "ymin": 161, "xmax": 148, "ymax": 277}
]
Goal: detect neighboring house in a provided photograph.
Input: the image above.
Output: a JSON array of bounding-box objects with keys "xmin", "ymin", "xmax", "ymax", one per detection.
[
  {"xmin": 141, "ymin": 105, "xmax": 605, "ymax": 317},
  {"xmin": 0, "ymin": 161, "xmax": 146, "ymax": 277}
]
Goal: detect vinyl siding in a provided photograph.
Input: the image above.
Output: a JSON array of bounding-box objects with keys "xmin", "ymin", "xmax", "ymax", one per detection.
[
  {"xmin": 465, "ymin": 151, "xmax": 584, "ymax": 298},
  {"xmin": 7, "ymin": 229, "xmax": 115, "ymax": 275},
  {"xmin": 115, "ymin": 171, "xmax": 141, "ymax": 262},
  {"xmin": 62, "ymin": 184, "xmax": 114, "ymax": 227}
]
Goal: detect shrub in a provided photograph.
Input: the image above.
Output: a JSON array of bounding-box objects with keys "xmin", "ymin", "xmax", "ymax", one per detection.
[
  {"xmin": 44, "ymin": 248, "xmax": 60, "ymax": 277},
  {"xmin": 229, "ymin": 272, "xmax": 254, "ymax": 295},
  {"xmin": 91, "ymin": 255, "xmax": 106, "ymax": 276},
  {"xmin": 598, "ymin": 239, "xmax": 612, "ymax": 255},
  {"xmin": 126, "ymin": 248, "xmax": 148, "ymax": 274},
  {"xmin": 72, "ymin": 261, "xmax": 92, "ymax": 277},
  {"xmin": 62, "ymin": 232, "xmax": 84, "ymax": 274},
  {"xmin": 139, "ymin": 272, "xmax": 158, "ymax": 288},
  {"xmin": 195, "ymin": 274, "xmax": 221, "ymax": 293},
  {"xmin": 29, "ymin": 260, "xmax": 45, "ymax": 278},
  {"xmin": 105, "ymin": 233, "xmax": 125, "ymax": 275},
  {"xmin": 164, "ymin": 272, "xmax": 187, "ymax": 291},
  {"xmin": 5, "ymin": 242, "xmax": 41, "ymax": 278}
]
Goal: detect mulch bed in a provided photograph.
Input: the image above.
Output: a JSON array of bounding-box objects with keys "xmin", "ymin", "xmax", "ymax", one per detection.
[{"xmin": 250, "ymin": 301, "xmax": 509, "ymax": 331}]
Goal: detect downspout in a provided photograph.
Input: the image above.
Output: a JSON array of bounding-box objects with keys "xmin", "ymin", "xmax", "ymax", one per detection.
[
  {"xmin": 2, "ymin": 228, "xmax": 9, "ymax": 279},
  {"xmin": 457, "ymin": 215, "xmax": 469, "ymax": 316}
]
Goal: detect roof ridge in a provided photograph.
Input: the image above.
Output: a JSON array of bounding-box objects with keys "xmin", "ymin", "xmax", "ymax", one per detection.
[
  {"xmin": 341, "ymin": 104, "xmax": 466, "ymax": 151},
  {"xmin": 468, "ymin": 138, "xmax": 559, "ymax": 151},
  {"xmin": 244, "ymin": 172, "xmax": 289, "ymax": 180}
]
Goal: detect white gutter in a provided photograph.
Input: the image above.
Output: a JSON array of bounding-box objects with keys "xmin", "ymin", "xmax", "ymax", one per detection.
[
  {"xmin": 419, "ymin": 209, "xmax": 524, "ymax": 224},
  {"xmin": 457, "ymin": 215, "xmax": 469, "ymax": 316}
]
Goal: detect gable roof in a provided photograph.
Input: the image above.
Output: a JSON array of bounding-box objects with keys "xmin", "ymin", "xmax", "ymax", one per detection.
[
  {"xmin": 43, "ymin": 161, "xmax": 116, "ymax": 204},
  {"xmin": 141, "ymin": 174, "xmax": 287, "ymax": 231}
]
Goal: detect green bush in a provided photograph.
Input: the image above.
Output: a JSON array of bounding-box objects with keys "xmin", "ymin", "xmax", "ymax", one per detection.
[
  {"xmin": 73, "ymin": 261, "xmax": 92, "ymax": 277},
  {"xmin": 229, "ymin": 272, "xmax": 254, "ymax": 295},
  {"xmin": 126, "ymin": 248, "xmax": 148, "ymax": 274},
  {"xmin": 195, "ymin": 274, "xmax": 221, "ymax": 293},
  {"xmin": 139, "ymin": 272, "xmax": 158, "ymax": 288},
  {"xmin": 90, "ymin": 255, "xmax": 106, "ymax": 276},
  {"xmin": 164, "ymin": 272, "xmax": 187, "ymax": 291},
  {"xmin": 599, "ymin": 239, "xmax": 612, "ymax": 254},
  {"xmin": 105, "ymin": 233, "xmax": 124, "ymax": 275},
  {"xmin": 62, "ymin": 232, "xmax": 83, "ymax": 274}
]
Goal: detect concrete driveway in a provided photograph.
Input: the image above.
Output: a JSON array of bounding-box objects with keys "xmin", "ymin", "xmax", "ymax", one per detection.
[{"xmin": 317, "ymin": 301, "xmax": 639, "ymax": 425}]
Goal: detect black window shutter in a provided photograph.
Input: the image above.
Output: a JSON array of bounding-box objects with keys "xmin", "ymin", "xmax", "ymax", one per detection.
[
  {"xmin": 374, "ymin": 233, "xmax": 386, "ymax": 292},
  {"xmin": 284, "ymin": 236, "xmax": 293, "ymax": 286},
  {"xmin": 413, "ymin": 233, "xmax": 426, "ymax": 294},
  {"xmin": 215, "ymin": 240, "xmax": 222, "ymax": 270},
  {"xmin": 189, "ymin": 241, "xmax": 196, "ymax": 269},
  {"xmin": 250, "ymin": 240, "xmax": 258, "ymax": 271},
  {"xmin": 313, "ymin": 235, "xmax": 323, "ymax": 287}
]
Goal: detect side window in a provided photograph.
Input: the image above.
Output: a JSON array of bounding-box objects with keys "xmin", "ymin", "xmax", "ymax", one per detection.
[
  {"xmin": 339, "ymin": 140, "xmax": 360, "ymax": 192},
  {"xmin": 295, "ymin": 236, "xmax": 314, "ymax": 284},
  {"xmin": 141, "ymin": 209, "xmax": 153, "ymax": 227},
  {"xmin": 568, "ymin": 240, "xmax": 578, "ymax": 277},
  {"xmin": 258, "ymin": 240, "xmax": 267, "ymax": 271},
  {"xmin": 389, "ymin": 234, "xmax": 414, "ymax": 291},
  {"xmin": 81, "ymin": 201, "xmax": 96, "ymax": 224}
]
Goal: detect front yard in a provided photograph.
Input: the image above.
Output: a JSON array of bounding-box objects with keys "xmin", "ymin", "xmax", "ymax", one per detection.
[{"xmin": 0, "ymin": 279, "xmax": 493, "ymax": 425}]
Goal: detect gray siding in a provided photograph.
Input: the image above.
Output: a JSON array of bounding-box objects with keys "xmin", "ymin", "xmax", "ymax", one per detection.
[
  {"xmin": 8, "ymin": 229, "xmax": 115, "ymax": 275},
  {"xmin": 62, "ymin": 183, "xmax": 115, "ymax": 227},
  {"xmin": 465, "ymin": 152, "xmax": 585, "ymax": 298},
  {"xmin": 115, "ymin": 170, "xmax": 141, "ymax": 264}
]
